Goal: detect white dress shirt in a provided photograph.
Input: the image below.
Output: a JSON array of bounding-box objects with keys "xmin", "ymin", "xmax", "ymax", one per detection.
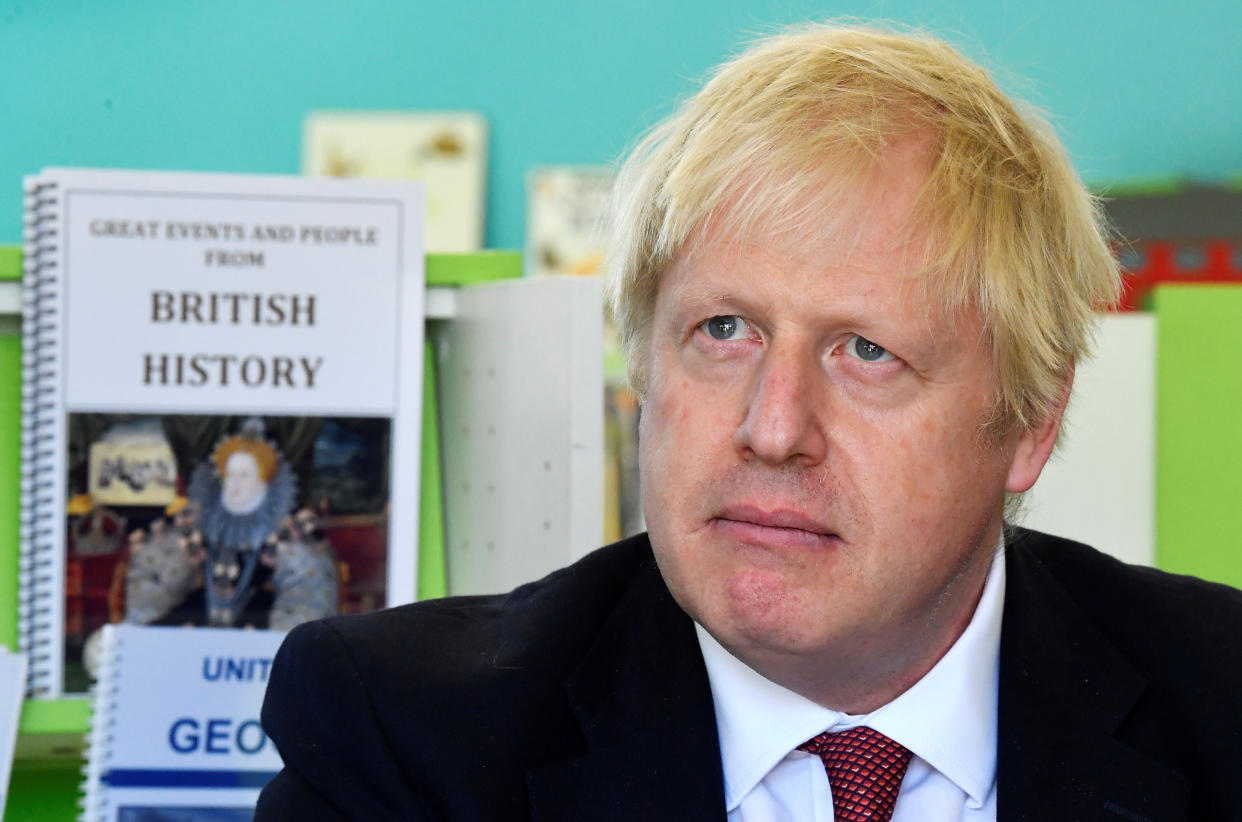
[{"xmin": 695, "ymin": 543, "xmax": 1005, "ymax": 822}]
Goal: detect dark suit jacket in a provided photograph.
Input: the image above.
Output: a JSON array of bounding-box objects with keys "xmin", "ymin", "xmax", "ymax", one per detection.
[{"xmin": 254, "ymin": 528, "xmax": 1242, "ymax": 821}]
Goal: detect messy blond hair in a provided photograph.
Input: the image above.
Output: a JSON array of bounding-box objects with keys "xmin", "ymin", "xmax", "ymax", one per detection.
[{"xmin": 607, "ymin": 22, "xmax": 1120, "ymax": 435}]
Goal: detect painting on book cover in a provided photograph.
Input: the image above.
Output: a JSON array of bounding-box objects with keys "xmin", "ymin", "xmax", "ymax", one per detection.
[{"xmin": 64, "ymin": 412, "xmax": 391, "ymax": 693}]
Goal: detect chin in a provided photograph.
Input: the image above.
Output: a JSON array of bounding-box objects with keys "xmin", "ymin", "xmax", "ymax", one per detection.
[{"xmin": 691, "ymin": 566, "xmax": 808, "ymax": 645}]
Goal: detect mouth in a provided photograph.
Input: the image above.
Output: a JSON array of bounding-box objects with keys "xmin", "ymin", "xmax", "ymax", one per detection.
[{"xmin": 711, "ymin": 504, "xmax": 840, "ymax": 550}]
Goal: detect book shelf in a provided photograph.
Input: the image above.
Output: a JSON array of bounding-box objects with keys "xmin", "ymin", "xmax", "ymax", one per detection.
[{"xmin": 1, "ymin": 249, "xmax": 606, "ymax": 819}]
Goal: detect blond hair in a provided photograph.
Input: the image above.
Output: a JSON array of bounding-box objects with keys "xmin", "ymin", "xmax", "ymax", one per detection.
[{"xmin": 607, "ymin": 22, "xmax": 1120, "ymax": 434}]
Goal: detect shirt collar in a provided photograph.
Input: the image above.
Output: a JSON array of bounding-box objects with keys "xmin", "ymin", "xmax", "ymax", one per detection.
[{"xmin": 696, "ymin": 539, "xmax": 1005, "ymax": 811}]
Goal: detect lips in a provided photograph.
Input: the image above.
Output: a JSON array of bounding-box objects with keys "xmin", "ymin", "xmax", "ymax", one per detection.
[{"xmin": 712, "ymin": 504, "xmax": 839, "ymax": 549}]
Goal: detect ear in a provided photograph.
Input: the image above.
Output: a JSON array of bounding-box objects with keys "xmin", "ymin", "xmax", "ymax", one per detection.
[{"xmin": 1005, "ymin": 363, "xmax": 1074, "ymax": 494}]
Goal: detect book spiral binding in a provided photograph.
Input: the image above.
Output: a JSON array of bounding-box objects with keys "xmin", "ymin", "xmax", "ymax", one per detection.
[
  {"xmin": 19, "ymin": 178, "xmax": 61, "ymax": 698},
  {"xmin": 79, "ymin": 624, "xmax": 120, "ymax": 822}
]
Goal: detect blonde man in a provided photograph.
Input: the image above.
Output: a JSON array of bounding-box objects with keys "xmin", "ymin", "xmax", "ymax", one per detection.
[{"xmin": 258, "ymin": 24, "xmax": 1242, "ymax": 822}]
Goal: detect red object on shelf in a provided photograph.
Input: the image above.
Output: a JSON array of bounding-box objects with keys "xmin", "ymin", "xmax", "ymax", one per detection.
[{"xmin": 1116, "ymin": 239, "xmax": 1242, "ymax": 311}]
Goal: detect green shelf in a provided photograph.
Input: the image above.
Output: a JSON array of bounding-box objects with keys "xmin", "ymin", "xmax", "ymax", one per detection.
[
  {"xmin": 426, "ymin": 250, "xmax": 521, "ymax": 285},
  {"xmin": 15, "ymin": 698, "xmax": 91, "ymax": 763},
  {"xmin": 0, "ymin": 246, "xmax": 19, "ymax": 281},
  {"xmin": 18, "ymin": 698, "xmax": 90, "ymax": 735},
  {"xmin": 1090, "ymin": 176, "xmax": 1185, "ymax": 197}
]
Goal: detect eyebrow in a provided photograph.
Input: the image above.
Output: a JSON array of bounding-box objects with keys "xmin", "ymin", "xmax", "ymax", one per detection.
[
  {"xmin": 679, "ymin": 289, "xmax": 737, "ymax": 307},
  {"xmin": 664, "ymin": 288, "xmax": 756, "ymax": 325}
]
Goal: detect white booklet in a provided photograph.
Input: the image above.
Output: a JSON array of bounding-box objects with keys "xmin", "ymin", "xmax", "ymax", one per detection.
[
  {"xmin": 20, "ymin": 168, "xmax": 425, "ymax": 698},
  {"xmin": 303, "ymin": 111, "xmax": 486, "ymax": 253},
  {"xmin": 0, "ymin": 646, "xmax": 27, "ymax": 813},
  {"xmin": 82, "ymin": 624, "xmax": 285, "ymax": 822},
  {"xmin": 525, "ymin": 166, "xmax": 614, "ymax": 278}
]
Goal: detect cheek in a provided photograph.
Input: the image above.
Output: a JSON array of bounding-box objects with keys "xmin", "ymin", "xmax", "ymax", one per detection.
[
  {"xmin": 904, "ymin": 419, "xmax": 1009, "ymax": 528},
  {"xmin": 641, "ymin": 367, "xmax": 724, "ymax": 460},
  {"xmin": 852, "ymin": 404, "xmax": 991, "ymax": 524},
  {"xmin": 637, "ymin": 383, "xmax": 688, "ymax": 526}
]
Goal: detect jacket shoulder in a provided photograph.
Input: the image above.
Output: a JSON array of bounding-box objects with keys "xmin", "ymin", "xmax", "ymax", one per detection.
[
  {"xmin": 259, "ymin": 534, "xmax": 659, "ymax": 820},
  {"xmin": 323, "ymin": 531, "xmax": 657, "ymax": 679},
  {"xmin": 1003, "ymin": 528, "xmax": 1242, "ymax": 819},
  {"xmin": 1007, "ymin": 527, "xmax": 1242, "ymax": 688}
]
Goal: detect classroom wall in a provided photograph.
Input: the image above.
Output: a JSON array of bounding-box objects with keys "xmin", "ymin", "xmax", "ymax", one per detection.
[{"xmin": 2, "ymin": 0, "xmax": 1240, "ymax": 250}]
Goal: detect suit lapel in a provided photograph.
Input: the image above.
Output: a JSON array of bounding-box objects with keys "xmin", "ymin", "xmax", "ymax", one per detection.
[
  {"xmin": 997, "ymin": 534, "xmax": 1190, "ymax": 822},
  {"xmin": 527, "ymin": 530, "xmax": 1194, "ymax": 821},
  {"xmin": 526, "ymin": 556, "xmax": 726, "ymax": 822}
]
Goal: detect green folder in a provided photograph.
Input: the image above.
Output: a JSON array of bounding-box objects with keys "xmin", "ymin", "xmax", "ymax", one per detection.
[{"xmin": 1155, "ymin": 284, "xmax": 1242, "ymax": 589}]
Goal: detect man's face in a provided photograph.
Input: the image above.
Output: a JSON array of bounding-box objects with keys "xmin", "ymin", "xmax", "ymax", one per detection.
[{"xmin": 639, "ymin": 142, "xmax": 1055, "ymax": 709}]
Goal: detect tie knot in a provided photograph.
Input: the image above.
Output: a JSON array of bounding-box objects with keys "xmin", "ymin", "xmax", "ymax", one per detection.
[{"xmin": 798, "ymin": 726, "xmax": 912, "ymax": 822}]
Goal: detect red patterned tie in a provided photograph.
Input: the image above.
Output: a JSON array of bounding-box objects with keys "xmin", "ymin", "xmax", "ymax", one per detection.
[{"xmin": 798, "ymin": 725, "xmax": 912, "ymax": 822}]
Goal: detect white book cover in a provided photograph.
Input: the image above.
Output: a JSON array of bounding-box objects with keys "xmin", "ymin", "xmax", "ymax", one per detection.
[
  {"xmin": 525, "ymin": 166, "xmax": 614, "ymax": 279},
  {"xmin": 303, "ymin": 111, "xmax": 486, "ymax": 253},
  {"xmin": 21, "ymin": 168, "xmax": 424, "ymax": 698},
  {"xmin": 82, "ymin": 624, "xmax": 286, "ymax": 822},
  {"xmin": 0, "ymin": 646, "xmax": 27, "ymax": 813}
]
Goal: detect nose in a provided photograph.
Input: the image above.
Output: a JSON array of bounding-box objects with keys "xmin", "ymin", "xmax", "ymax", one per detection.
[{"xmin": 732, "ymin": 343, "xmax": 828, "ymax": 466}]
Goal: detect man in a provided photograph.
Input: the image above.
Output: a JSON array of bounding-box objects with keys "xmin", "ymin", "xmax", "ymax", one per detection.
[{"xmin": 256, "ymin": 23, "xmax": 1242, "ymax": 822}]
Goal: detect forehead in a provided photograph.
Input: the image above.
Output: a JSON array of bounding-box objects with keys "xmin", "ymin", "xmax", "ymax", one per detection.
[
  {"xmin": 225, "ymin": 450, "xmax": 259, "ymax": 469},
  {"xmin": 676, "ymin": 131, "xmax": 936, "ymax": 273},
  {"xmin": 666, "ymin": 139, "xmax": 939, "ymax": 304}
]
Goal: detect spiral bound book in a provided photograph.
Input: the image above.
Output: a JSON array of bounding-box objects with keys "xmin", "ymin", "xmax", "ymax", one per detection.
[
  {"xmin": 82, "ymin": 624, "xmax": 286, "ymax": 822},
  {"xmin": 20, "ymin": 168, "xmax": 425, "ymax": 698}
]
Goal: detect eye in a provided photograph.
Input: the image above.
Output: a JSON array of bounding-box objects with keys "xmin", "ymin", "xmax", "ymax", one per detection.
[
  {"xmin": 700, "ymin": 315, "xmax": 751, "ymax": 341},
  {"xmin": 845, "ymin": 335, "xmax": 895, "ymax": 363}
]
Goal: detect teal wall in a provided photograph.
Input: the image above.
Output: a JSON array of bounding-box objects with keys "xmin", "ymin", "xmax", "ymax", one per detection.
[{"xmin": 2, "ymin": 0, "xmax": 1239, "ymax": 250}]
